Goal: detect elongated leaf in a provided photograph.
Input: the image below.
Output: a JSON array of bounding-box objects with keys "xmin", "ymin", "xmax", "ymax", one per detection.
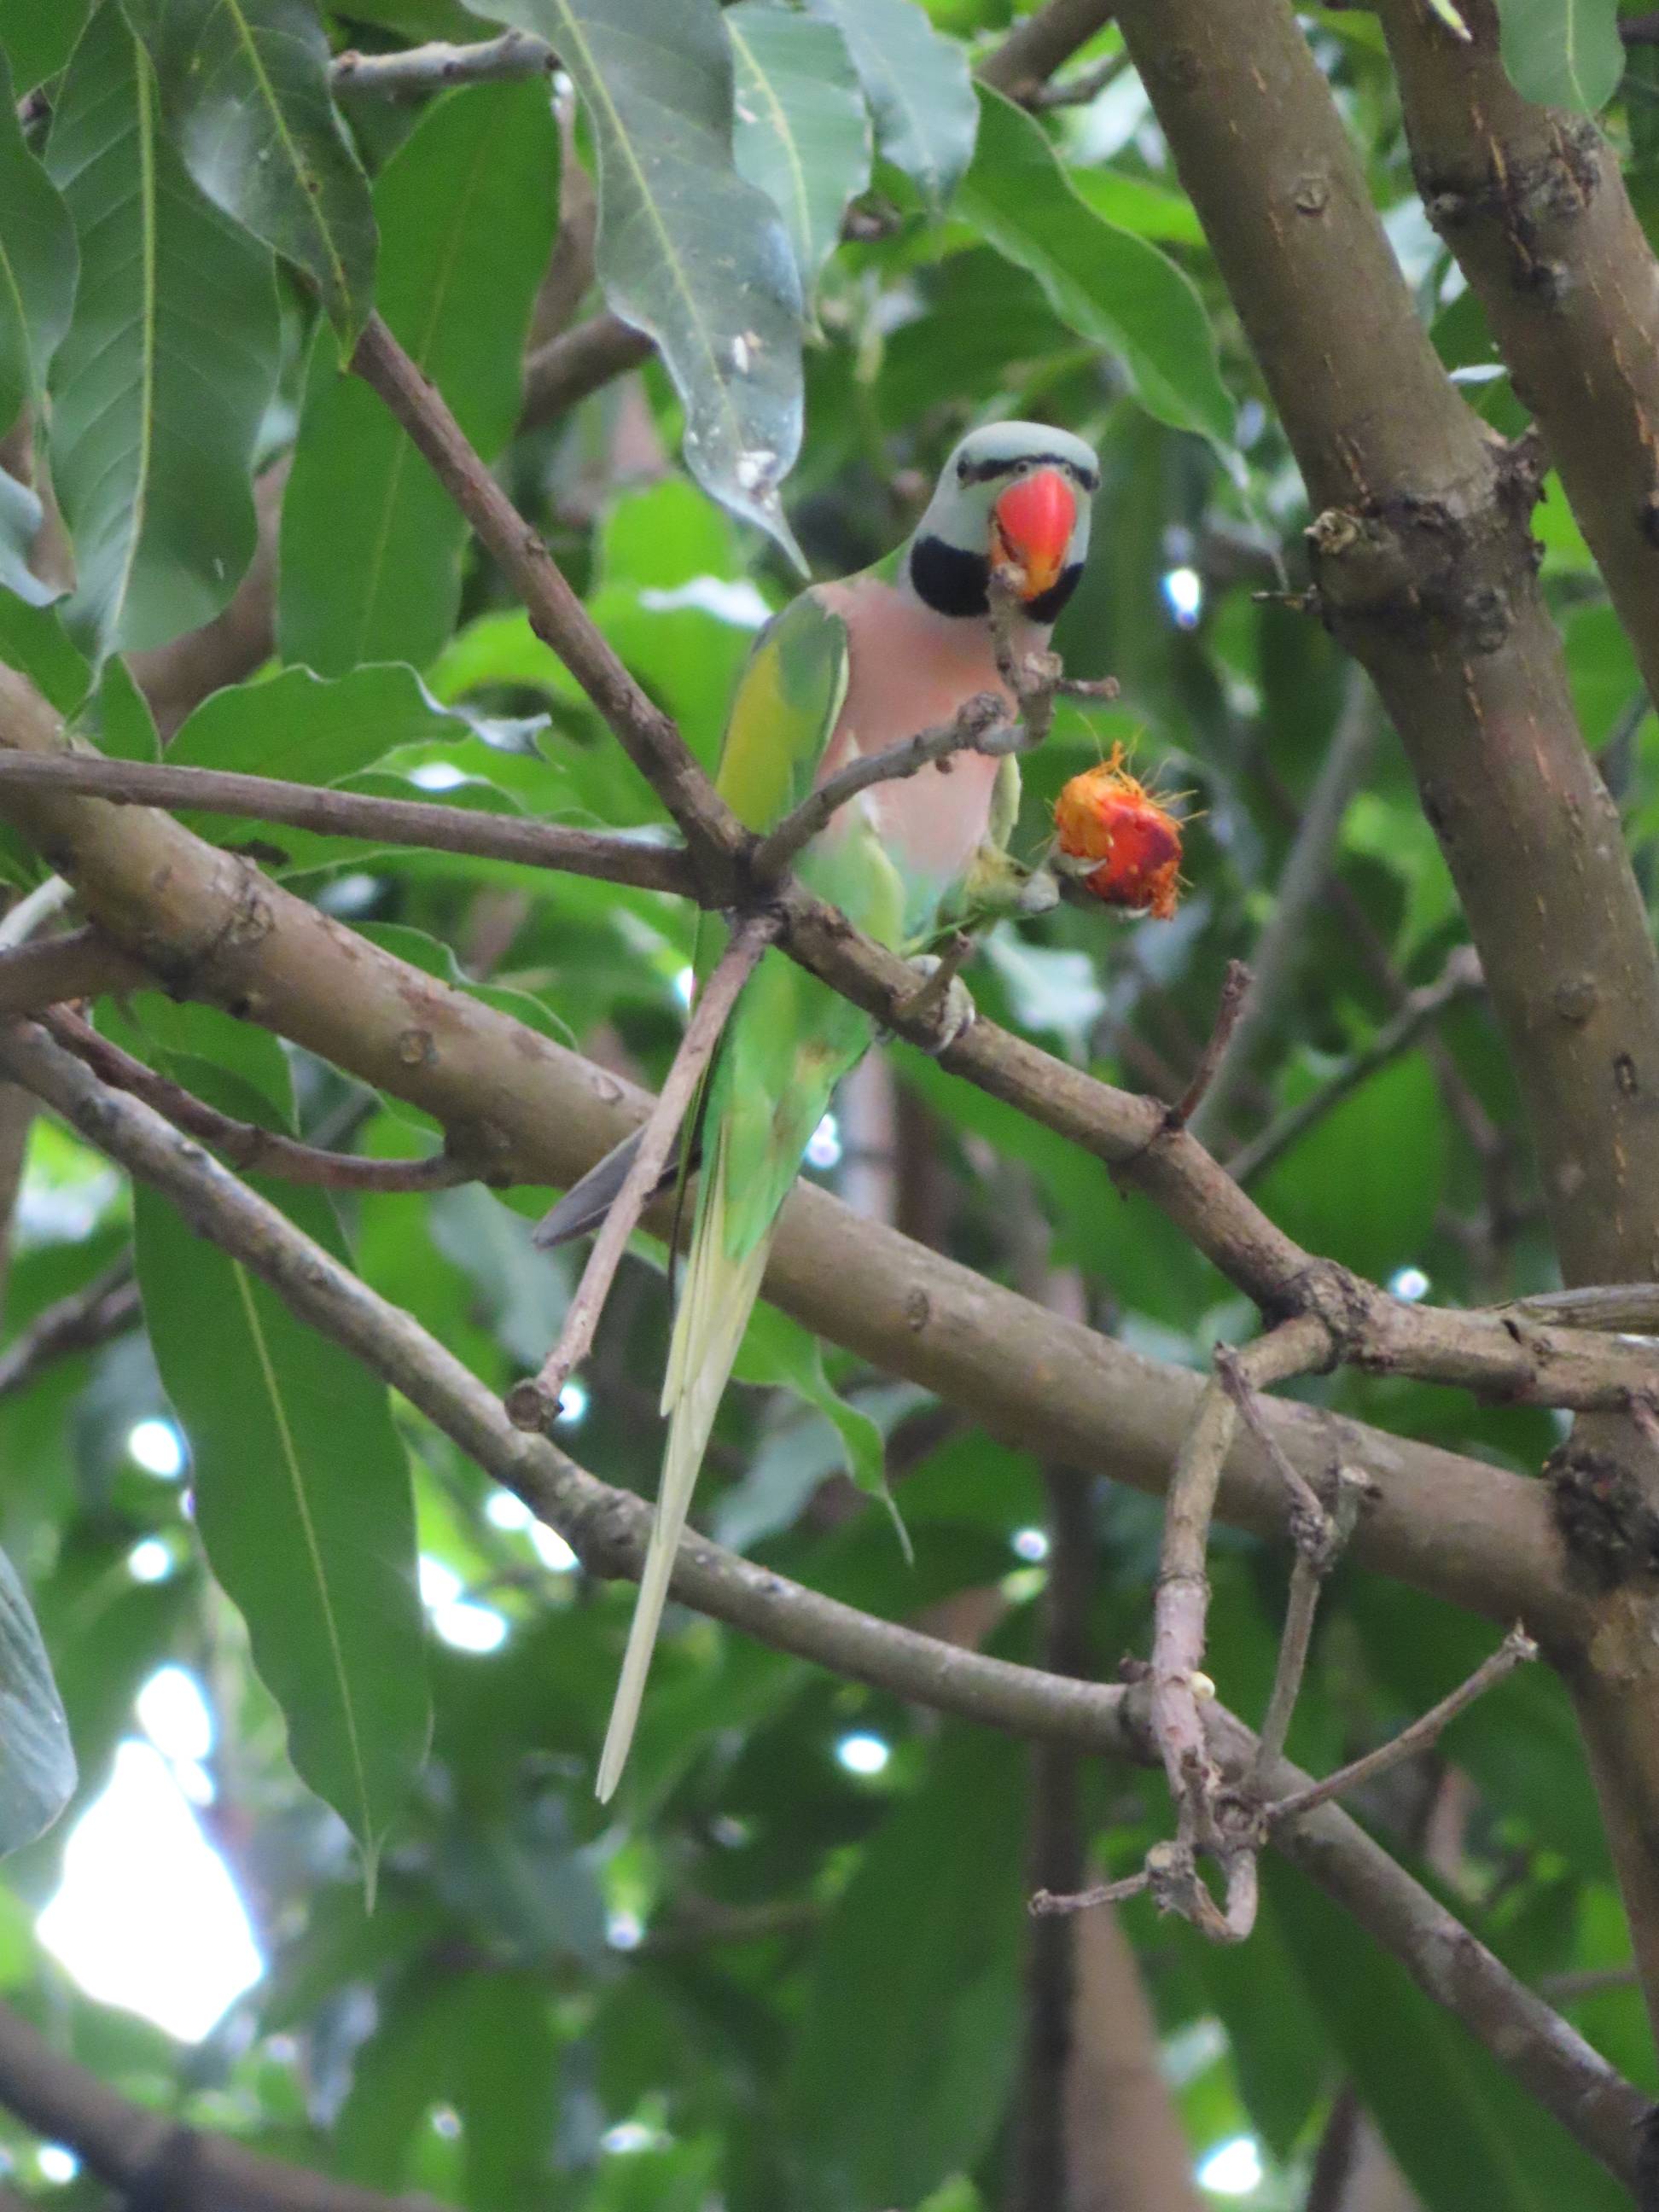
[
  {"xmin": 133, "ymin": 1063, "xmax": 429, "ymax": 1879},
  {"xmin": 279, "ymin": 80, "xmax": 558, "ymax": 676},
  {"xmin": 956, "ymin": 87, "xmax": 1233, "ymax": 445},
  {"xmin": 0, "ymin": 597, "xmax": 89, "ymax": 713},
  {"xmin": 44, "ymin": 6, "xmax": 280, "ymax": 660},
  {"xmin": 119, "ymin": 0, "xmax": 376, "ymax": 342},
  {"xmin": 1267, "ymin": 1858, "xmax": 1626, "ymax": 2212},
  {"xmin": 0, "ymin": 49, "xmax": 77, "ymax": 440},
  {"xmin": 787, "ymin": 1728, "xmax": 1025, "ymax": 2207},
  {"xmin": 1495, "ymin": 0, "xmax": 1622, "ymax": 114},
  {"xmin": 4, "ymin": 0, "xmax": 94, "ymax": 93},
  {"xmin": 173, "ymin": 663, "xmax": 480, "ymax": 797},
  {"xmin": 482, "ymin": 0, "xmax": 806, "ymax": 562},
  {"xmin": 806, "ymin": 0, "xmax": 976, "ymax": 213},
  {"xmin": 0, "ymin": 1544, "xmax": 75, "ymax": 1856},
  {"xmin": 726, "ymin": 4, "xmax": 871, "ymax": 297}
]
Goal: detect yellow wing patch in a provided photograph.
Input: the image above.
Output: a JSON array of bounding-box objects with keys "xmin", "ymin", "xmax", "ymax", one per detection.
[{"xmin": 716, "ymin": 591, "xmax": 849, "ymax": 833}]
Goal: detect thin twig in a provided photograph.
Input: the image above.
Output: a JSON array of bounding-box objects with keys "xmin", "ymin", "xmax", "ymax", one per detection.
[
  {"xmin": 1167, "ymin": 960, "xmax": 1254, "ymax": 1132},
  {"xmin": 1028, "ymin": 49, "xmax": 1131, "ymax": 106},
  {"xmin": 0, "ymin": 754, "xmax": 693, "ymax": 899},
  {"xmin": 1030, "ymin": 1869, "xmax": 1149, "ymax": 1918},
  {"xmin": 1266, "ymin": 1625, "xmax": 1538, "ymax": 1828},
  {"xmin": 332, "ymin": 29, "xmax": 555, "ymax": 95},
  {"xmin": 0, "ymin": 927, "xmax": 144, "ymax": 1015},
  {"xmin": 504, "ymin": 913, "xmax": 777, "ymax": 1429},
  {"xmin": 1489, "ymin": 1284, "xmax": 1659, "ymax": 1335},
  {"xmin": 0, "ymin": 875, "xmax": 72, "ymax": 950},
  {"xmin": 0, "ymin": 1261, "xmax": 137, "ymax": 1400},
  {"xmin": 1187, "ymin": 670, "xmax": 1377, "ymax": 1145},
  {"xmin": 1148, "ymin": 1313, "xmax": 1332, "ymax": 1940},
  {"xmin": 1227, "ymin": 945, "xmax": 1483, "ymax": 1186},
  {"xmin": 42, "ymin": 1011, "xmax": 474, "ymax": 1194},
  {"xmin": 350, "ymin": 314, "xmax": 739, "ymax": 872},
  {"xmin": 753, "ymin": 694, "xmax": 1015, "ymax": 879}
]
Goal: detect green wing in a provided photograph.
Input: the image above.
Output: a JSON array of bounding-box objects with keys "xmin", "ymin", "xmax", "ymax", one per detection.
[{"xmin": 716, "ymin": 588, "xmax": 849, "ymax": 831}]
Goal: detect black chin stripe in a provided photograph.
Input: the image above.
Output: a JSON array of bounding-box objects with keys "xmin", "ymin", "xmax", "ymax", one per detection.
[
  {"xmin": 910, "ymin": 537, "xmax": 1085, "ymax": 626},
  {"xmin": 910, "ymin": 533, "xmax": 990, "ymax": 616}
]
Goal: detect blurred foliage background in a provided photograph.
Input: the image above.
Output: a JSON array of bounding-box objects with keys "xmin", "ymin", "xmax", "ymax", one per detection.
[{"xmin": 0, "ymin": 0, "xmax": 1654, "ymax": 2208}]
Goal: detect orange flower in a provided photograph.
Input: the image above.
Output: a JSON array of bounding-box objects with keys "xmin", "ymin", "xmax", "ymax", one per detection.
[{"xmin": 1053, "ymin": 747, "xmax": 1184, "ymax": 921}]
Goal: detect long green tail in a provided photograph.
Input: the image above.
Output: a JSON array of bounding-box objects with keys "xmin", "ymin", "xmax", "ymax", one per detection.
[{"xmin": 595, "ymin": 1125, "xmax": 770, "ymax": 1802}]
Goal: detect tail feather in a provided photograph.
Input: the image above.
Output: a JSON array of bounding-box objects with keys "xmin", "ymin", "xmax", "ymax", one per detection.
[{"xmin": 596, "ymin": 1134, "xmax": 771, "ymax": 1802}]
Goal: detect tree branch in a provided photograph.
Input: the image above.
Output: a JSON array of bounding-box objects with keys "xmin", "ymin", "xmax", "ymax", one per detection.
[
  {"xmin": 1113, "ymin": 0, "xmax": 1659, "ymax": 2027},
  {"xmin": 506, "ymin": 912, "xmax": 777, "ymax": 1426},
  {"xmin": 1380, "ymin": 0, "xmax": 1659, "ymax": 716},
  {"xmin": 41, "ymin": 1010, "xmax": 474, "ymax": 1194},
  {"xmin": 6, "ymin": 1015, "xmax": 1640, "ymax": 2191},
  {"xmin": 0, "ymin": 1013, "xmax": 1147, "ymax": 1756},
  {"xmin": 0, "ymin": 753, "xmax": 694, "ymax": 899},
  {"xmin": 0, "ymin": 666, "xmax": 1591, "ymax": 1636},
  {"xmin": 332, "ymin": 29, "xmax": 555, "ymax": 96},
  {"xmin": 0, "ymin": 925, "xmax": 145, "ymax": 1015},
  {"xmin": 1187, "ymin": 668, "xmax": 1378, "ymax": 1145},
  {"xmin": 1227, "ymin": 945, "xmax": 1484, "ymax": 1188},
  {"xmin": 752, "ymin": 692, "xmax": 1015, "ymax": 879},
  {"xmin": 0, "ymin": 1997, "xmax": 436, "ymax": 2212},
  {"xmin": 0, "ymin": 1260, "xmax": 137, "ymax": 1400},
  {"xmin": 1207, "ymin": 1705, "xmax": 1650, "ymax": 2188}
]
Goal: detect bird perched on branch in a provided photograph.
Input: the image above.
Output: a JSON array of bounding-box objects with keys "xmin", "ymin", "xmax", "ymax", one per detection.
[{"xmin": 538, "ymin": 422, "xmax": 1099, "ymax": 1800}]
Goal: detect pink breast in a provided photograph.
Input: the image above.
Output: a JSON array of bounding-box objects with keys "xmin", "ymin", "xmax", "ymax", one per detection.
[{"xmin": 815, "ymin": 577, "xmax": 1027, "ymax": 888}]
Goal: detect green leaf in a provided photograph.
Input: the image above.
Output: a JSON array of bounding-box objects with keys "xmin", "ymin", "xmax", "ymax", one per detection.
[
  {"xmin": 337, "ymin": 1970, "xmax": 558, "ymax": 2204},
  {"xmin": 0, "ymin": 596, "xmax": 89, "ymax": 713},
  {"xmin": 480, "ymin": 0, "xmax": 807, "ymax": 563},
  {"xmin": 956, "ymin": 87, "xmax": 1233, "ymax": 444},
  {"xmin": 1267, "ymin": 1857, "xmax": 1627, "ymax": 2211},
  {"xmin": 806, "ymin": 0, "xmax": 976, "ymax": 214},
  {"xmin": 736, "ymin": 1302, "xmax": 907, "ymax": 1554},
  {"xmin": 1495, "ymin": 0, "xmax": 1622, "ymax": 113},
  {"xmin": 726, "ymin": 3, "xmax": 871, "ymax": 299},
  {"xmin": 119, "ymin": 0, "xmax": 377, "ymax": 343},
  {"xmin": 279, "ymin": 79, "xmax": 558, "ymax": 676},
  {"xmin": 0, "ymin": 48, "xmax": 78, "ymax": 441},
  {"xmin": 169, "ymin": 662, "xmax": 484, "ymax": 840},
  {"xmin": 73, "ymin": 653, "xmax": 160, "ymax": 763},
  {"xmin": 1256, "ymin": 1050, "xmax": 1446, "ymax": 1284},
  {"xmin": 3, "ymin": 0, "xmax": 95, "ymax": 92},
  {"xmin": 0, "ymin": 1542, "xmax": 75, "ymax": 1856},
  {"xmin": 44, "ymin": 5, "xmax": 280, "ymax": 660},
  {"xmin": 132, "ymin": 1070, "xmax": 429, "ymax": 1881},
  {"xmin": 787, "ymin": 1727, "xmax": 1026, "ymax": 2207}
]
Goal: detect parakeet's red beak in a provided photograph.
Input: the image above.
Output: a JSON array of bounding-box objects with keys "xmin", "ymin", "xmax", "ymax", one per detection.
[{"xmin": 992, "ymin": 468, "xmax": 1077, "ymax": 600}]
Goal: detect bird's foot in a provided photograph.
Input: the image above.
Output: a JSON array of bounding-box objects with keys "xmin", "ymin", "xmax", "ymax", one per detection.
[{"xmin": 895, "ymin": 938, "xmax": 976, "ymax": 1055}]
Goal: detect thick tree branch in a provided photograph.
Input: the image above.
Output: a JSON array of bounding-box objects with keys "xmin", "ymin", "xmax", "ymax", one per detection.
[
  {"xmin": 0, "ymin": 1014, "xmax": 1146, "ymax": 1756},
  {"xmin": 1114, "ymin": 0, "xmax": 1659, "ymax": 2034},
  {"xmin": 520, "ymin": 311, "xmax": 655, "ymax": 434},
  {"xmin": 6, "ymin": 1016, "xmax": 1641, "ymax": 2190},
  {"xmin": 1380, "ymin": 0, "xmax": 1659, "ymax": 717},
  {"xmin": 0, "ymin": 1999, "xmax": 434, "ymax": 2212},
  {"xmin": 0, "ymin": 665, "xmax": 1589, "ymax": 1636}
]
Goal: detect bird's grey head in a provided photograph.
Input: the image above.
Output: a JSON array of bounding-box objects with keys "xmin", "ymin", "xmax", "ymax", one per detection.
[{"xmin": 908, "ymin": 422, "xmax": 1099, "ymax": 624}]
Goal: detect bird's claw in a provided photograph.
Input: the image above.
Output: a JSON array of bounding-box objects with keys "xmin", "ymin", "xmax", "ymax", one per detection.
[{"xmin": 896, "ymin": 950, "xmax": 976, "ymax": 1056}]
